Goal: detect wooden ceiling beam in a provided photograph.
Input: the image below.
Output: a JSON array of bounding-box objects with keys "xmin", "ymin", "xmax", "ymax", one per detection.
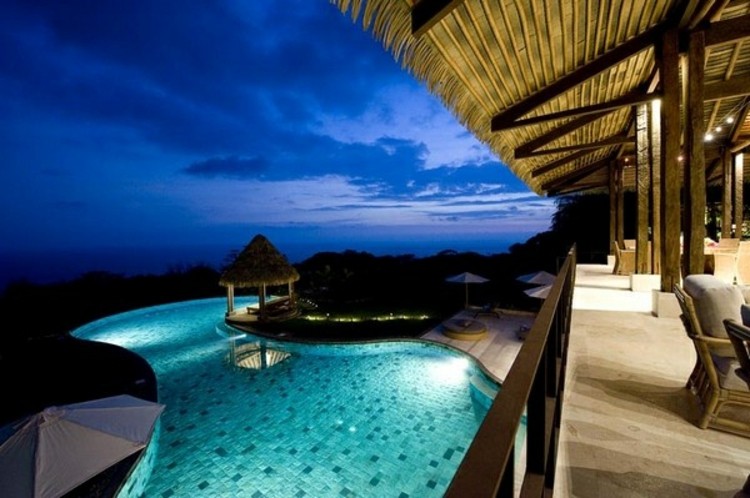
[
  {"xmin": 516, "ymin": 134, "xmax": 633, "ymax": 159},
  {"xmin": 541, "ymin": 157, "xmax": 612, "ymax": 191},
  {"xmin": 530, "ymin": 150, "xmax": 596, "ymax": 178},
  {"xmin": 549, "ymin": 182, "xmax": 606, "ymax": 197},
  {"xmin": 704, "ymin": 14, "xmax": 750, "ymax": 47},
  {"xmin": 515, "ymin": 111, "xmax": 609, "ymax": 157},
  {"xmin": 730, "ymin": 105, "xmax": 750, "ymax": 143},
  {"xmin": 731, "ymin": 139, "xmax": 750, "ymax": 153},
  {"xmin": 706, "ymin": 156, "xmax": 723, "ymax": 180},
  {"xmin": 411, "ymin": 0, "xmax": 466, "ymax": 37},
  {"xmin": 492, "ymin": 90, "xmax": 659, "ymax": 131},
  {"xmin": 490, "ymin": 22, "xmax": 667, "ymax": 130},
  {"xmin": 705, "ymin": 74, "xmax": 750, "ymax": 101}
]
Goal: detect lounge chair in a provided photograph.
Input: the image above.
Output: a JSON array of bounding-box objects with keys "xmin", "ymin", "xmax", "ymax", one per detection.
[
  {"xmin": 472, "ymin": 303, "xmax": 503, "ymax": 318},
  {"xmin": 674, "ymin": 275, "xmax": 750, "ymax": 437},
  {"xmin": 612, "ymin": 241, "xmax": 635, "ymax": 276},
  {"xmin": 737, "ymin": 241, "xmax": 750, "ymax": 286},
  {"xmin": 724, "ymin": 318, "xmax": 750, "ymax": 390}
]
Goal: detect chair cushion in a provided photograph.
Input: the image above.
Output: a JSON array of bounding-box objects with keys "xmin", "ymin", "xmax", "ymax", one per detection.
[
  {"xmin": 712, "ymin": 354, "xmax": 750, "ymax": 391},
  {"xmin": 742, "ymin": 304, "xmax": 750, "ymax": 327},
  {"xmin": 740, "ymin": 285, "xmax": 750, "ymax": 304},
  {"xmin": 683, "ymin": 274, "xmax": 743, "ymax": 343}
]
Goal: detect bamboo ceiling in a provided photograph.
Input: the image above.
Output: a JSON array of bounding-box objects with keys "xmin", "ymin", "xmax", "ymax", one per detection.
[{"xmin": 331, "ymin": 0, "xmax": 750, "ymax": 196}]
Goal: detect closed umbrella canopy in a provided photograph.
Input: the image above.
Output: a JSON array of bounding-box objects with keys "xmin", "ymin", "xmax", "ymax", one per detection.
[
  {"xmin": 516, "ymin": 271, "xmax": 556, "ymax": 286},
  {"xmin": 0, "ymin": 394, "xmax": 165, "ymax": 498},
  {"xmin": 524, "ymin": 284, "xmax": 552, "ymax": 299},
  {"xmin": 445, "ymin": 272, "xmax": 489, "ymax": 308}
]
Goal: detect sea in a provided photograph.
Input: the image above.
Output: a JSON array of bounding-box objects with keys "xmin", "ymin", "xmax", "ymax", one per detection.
[{"xmin": 0, "ymin": 235, "xmax": 530, "ymax": 292}]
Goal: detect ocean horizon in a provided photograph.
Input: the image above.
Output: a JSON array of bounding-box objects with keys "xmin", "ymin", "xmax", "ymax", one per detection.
[{"xmin": 0, "ymin": 234, "xmax": 532, "ymax": 291}]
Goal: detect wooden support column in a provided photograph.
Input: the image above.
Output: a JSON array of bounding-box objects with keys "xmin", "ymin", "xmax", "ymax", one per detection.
[
  {"xmin": 226, "ymin": 284, "xmax": 235, "ymax": 315},
  {"xmin": 609, "ymin": 162, "xmax": 617, "ymax": 254},
  {"xmin": 618, "ymin": 163, "xmax": 625, "ymax": 246},
  {"xmin": 650, "ymin": 99, "xmax": 662, "ymax": 274},
  {"xmin": 684, "ymin": 30, "xmax": 707, "ymax": 276},
  {"xmin": 722, "ymin": 148, "xmax": 733, "ymax": 238},
  {"xmin": 659, "ymin": 29, "xmax": 682, "ymax": 292},
  {"xmin": 635, "ymin": 104, "xmax": 651, "ymax": 273},
  {"xmin": 736, "ymin": 153, "xmax": 745, "ymax": 237}
]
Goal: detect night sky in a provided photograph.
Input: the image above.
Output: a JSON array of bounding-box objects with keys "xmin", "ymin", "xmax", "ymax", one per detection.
[{"xmin": 0, "ymin": 1, "xmax": 555, "ymax": 284}]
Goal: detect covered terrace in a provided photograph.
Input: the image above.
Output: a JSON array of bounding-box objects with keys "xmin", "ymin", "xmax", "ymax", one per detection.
[
  {"xmin": 330, "ymin": 0, "xmax": 750, "ymax": 296},
  {"xmin": 328, "ymin": 0, "xmax": 750, "ymax": 495}
]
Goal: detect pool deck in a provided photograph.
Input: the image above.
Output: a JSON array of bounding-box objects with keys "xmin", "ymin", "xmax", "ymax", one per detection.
[
  {"xmin": 422, "ymin": 308, "xmax": 534, "ymax": 382},
  {"xmin": 427, "ymin": 262, "xmax": 750, "ymax": 496}
]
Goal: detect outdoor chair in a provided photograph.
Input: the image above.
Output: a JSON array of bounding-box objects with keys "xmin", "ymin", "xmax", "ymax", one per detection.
[
  {"xmin": 612, "ymin": 241, "xmax": 635, "ymax": 276},
  {"xmin": 737, "ymin": 241, "xmax": 750, "ymax": 286},
  {"xmin": 472, "ymin": 303, "xmax": 503, "ymax": 319},
  {"xmin": 724, "ymin": 319, "xmax": 750, "ymax": 390},
  {"xmin": 674, "ymin": 276, "xmax": 750, "ymax": 438}
]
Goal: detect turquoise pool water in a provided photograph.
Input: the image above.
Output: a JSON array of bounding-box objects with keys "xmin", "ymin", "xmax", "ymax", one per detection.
[{"xmin": 72, "ymin": 297, "xmax": 502, "ymax": 497}]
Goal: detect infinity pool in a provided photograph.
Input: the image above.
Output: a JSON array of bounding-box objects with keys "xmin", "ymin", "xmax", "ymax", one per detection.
[{"xmin": 72, "ymin": 297, "xmax": 503, "ymax": 497}]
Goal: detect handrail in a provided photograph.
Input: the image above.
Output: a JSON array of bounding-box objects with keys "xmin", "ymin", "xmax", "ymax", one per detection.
[{"xmin": 445, "ymin": 245, "xmax": 577, "ymax": 497}]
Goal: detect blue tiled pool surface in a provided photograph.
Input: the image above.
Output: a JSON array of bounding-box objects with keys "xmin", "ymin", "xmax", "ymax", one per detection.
[{"xmin": 72, "ymin": 298, "xmax": 503, "ymax": 497}]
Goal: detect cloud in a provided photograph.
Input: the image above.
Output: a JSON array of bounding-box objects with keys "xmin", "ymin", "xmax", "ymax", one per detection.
[
  {"xmin": 184, "ymin": 156, "xmax": 268, "ymax": 179},
  {"xmin": 0, "ymin": 0, "xmax": 554, "ymax": 259}
]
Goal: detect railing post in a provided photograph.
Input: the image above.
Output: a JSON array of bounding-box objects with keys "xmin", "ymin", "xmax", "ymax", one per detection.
[{"xmin": 445, "ymin": 245, "xmax": 576, "ymax": 498}]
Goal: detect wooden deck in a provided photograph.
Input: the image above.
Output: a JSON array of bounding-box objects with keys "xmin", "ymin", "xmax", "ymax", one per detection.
[{"xmin": 424, "ymin": 262, "xmax": 750, "ymax": 496}]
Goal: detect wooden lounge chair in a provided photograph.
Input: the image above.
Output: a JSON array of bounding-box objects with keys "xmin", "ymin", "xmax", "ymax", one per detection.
[
  {"xmin": 674, "ymin": 278, "xmax": 750, "ymax": 438},
  {"xmin": 612, "ymin": 241, "xmax": 635, "ymax": 276},
  {"xmin": 724, "ymin": 319, "xmax": 750, "ymax": 390},
  {"xmin": 472, "ymin": 303, "xmax": 503, "ymax": 319},
  {"xmin": 737, "ymin": 241, "xmax": 750, "ymax": 286}
]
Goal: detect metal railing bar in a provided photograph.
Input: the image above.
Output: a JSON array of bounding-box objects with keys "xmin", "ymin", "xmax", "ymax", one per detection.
[{"xmin": 444, "ymin": 246, "xmax": 576, "ymax": 497}]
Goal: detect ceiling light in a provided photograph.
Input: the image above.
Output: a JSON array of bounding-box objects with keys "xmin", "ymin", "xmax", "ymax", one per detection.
[
  {"xmin": 726, "ymin": 116, "xmax": 735, "ymax": 124},
  {"xmin": 705, "ymin": 133, "xmax": 714, "ymax": 142}
]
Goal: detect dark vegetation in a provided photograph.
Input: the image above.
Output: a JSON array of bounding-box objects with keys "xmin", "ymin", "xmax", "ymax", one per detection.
[
  {"xmin": 0, "ymin": 194, "xmax": 603, "ymax": 496},
  {"xmin": 0, "ymin": 194, "xmax": 610, "ymax": 350}
]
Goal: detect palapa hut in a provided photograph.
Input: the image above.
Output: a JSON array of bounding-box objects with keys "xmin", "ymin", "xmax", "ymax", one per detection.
[{"xmin": 219, "ymin": 234, "xmax": 300, "ymax": 321}]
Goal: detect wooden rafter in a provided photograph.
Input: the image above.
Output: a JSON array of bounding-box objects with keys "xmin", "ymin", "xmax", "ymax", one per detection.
[
  {"xmin": 732, "ymin": 139, "xmax": 750, "ymax": 153},
  {"xmin": 705, "ymin": 74, "xmax": 750, "ymax": 101},
  {"xmin": 411, "ymin": 0, "xmax": 467, "ymax": 37},
  {"xmin": 491, "ymin": 21, "xmax": 668, "ymax": 130},
  {"xmin": 541, "ymin": 157, "xmax": 611, "ymax": 191},
  {"xmin": 530, "ymin": 150, "xmax": 596, "ymax": 178},
  {"xmin": 706, "ymin": 157, "xmax": 723, "ymax": 180},
  {"xmin": 704, "ymin": 14, "xmax": 750, "ymax": 47},
  {"xmin": 730, "ymin": 103, "xmax": 750, "ymax": 143},
  {"xmin": 515, "ymin": 111, "xmax": 609, "ymax": 157},
  {"xmin": 516, "ymin": 134, "xmax": 633, "ymax": 159},
  {"xmin": 492, "ymin": 90, "xmax": 659, "ymax": 131},
  {"xmin": 549, "ymin": 182, "xmax": 607, "ymax": 196}
]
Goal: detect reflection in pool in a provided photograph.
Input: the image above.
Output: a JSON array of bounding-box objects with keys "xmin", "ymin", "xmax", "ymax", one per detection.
[{"xmin": 72, "ymin": 297, "xmax": 501, "ymax": 497}]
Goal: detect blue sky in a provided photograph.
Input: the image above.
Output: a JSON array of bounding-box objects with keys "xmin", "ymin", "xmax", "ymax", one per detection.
[{"xmin": 0, "ymin": 1, "xmax": 555, "ymax": 272}]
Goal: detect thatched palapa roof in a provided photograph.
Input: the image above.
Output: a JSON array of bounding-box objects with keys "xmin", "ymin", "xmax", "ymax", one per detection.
[
  {"xmin": 330, "ymin": 0, "xmax": 750, "ymax": 196},
  {"xmin": 219, "ymin": 234, "xmax": 300, "ymax": 288}
]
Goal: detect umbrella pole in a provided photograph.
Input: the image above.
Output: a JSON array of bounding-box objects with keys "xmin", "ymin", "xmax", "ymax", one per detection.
[{"xmin": 465, "ymin": 283, "xmax": 469, "ymax": 308}]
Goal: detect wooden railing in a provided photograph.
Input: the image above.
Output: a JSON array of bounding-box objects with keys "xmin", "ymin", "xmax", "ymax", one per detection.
[{"xmin": 445, "ymin": 245, "xmax": 577, "ymax": 497}]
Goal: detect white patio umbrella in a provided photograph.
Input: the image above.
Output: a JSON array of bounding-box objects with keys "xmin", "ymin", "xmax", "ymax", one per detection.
[
  {"xmin": 516, "ymin": 271, "xmax": 556, "ymax": 286},
  {"xmin": 445, "ymin": 272, "xmax": 489, "ymax": 308},
  {"xmin": 0, "ymin": 394, "xmax": 165, "ymax": 498},
  {"xmin": 524, "ymin": 284, "xmax": 552, "ymax": 299}
]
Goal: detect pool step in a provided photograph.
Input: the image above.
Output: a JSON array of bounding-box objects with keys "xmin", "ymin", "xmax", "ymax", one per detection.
[{"xmin": 469, "ymin": 373, "xmax": 500, "ymax": 409}]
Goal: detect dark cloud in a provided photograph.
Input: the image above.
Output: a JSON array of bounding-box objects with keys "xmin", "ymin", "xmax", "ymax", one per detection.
[
  {"xmin": 0, "ymin": 0, "xmax": 551, "ymax": 268},
  {"xmin": 0, "ymin": 0, "xmax": 404, "ymax": 158},
  {"xmin": 184, "ymin": 156, "xmax": 268, "ymax": 179}
]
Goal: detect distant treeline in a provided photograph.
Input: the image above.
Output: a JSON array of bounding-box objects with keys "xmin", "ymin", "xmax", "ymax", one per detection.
[{"xmin": 0, "ymin": 193, "xmax": 612, "ymax": 347}]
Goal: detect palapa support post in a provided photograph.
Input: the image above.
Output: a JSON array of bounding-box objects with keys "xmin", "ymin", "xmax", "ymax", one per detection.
[{"xmin": 658, "ymin": 28, "xmax": 682, "ymax": 293}]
